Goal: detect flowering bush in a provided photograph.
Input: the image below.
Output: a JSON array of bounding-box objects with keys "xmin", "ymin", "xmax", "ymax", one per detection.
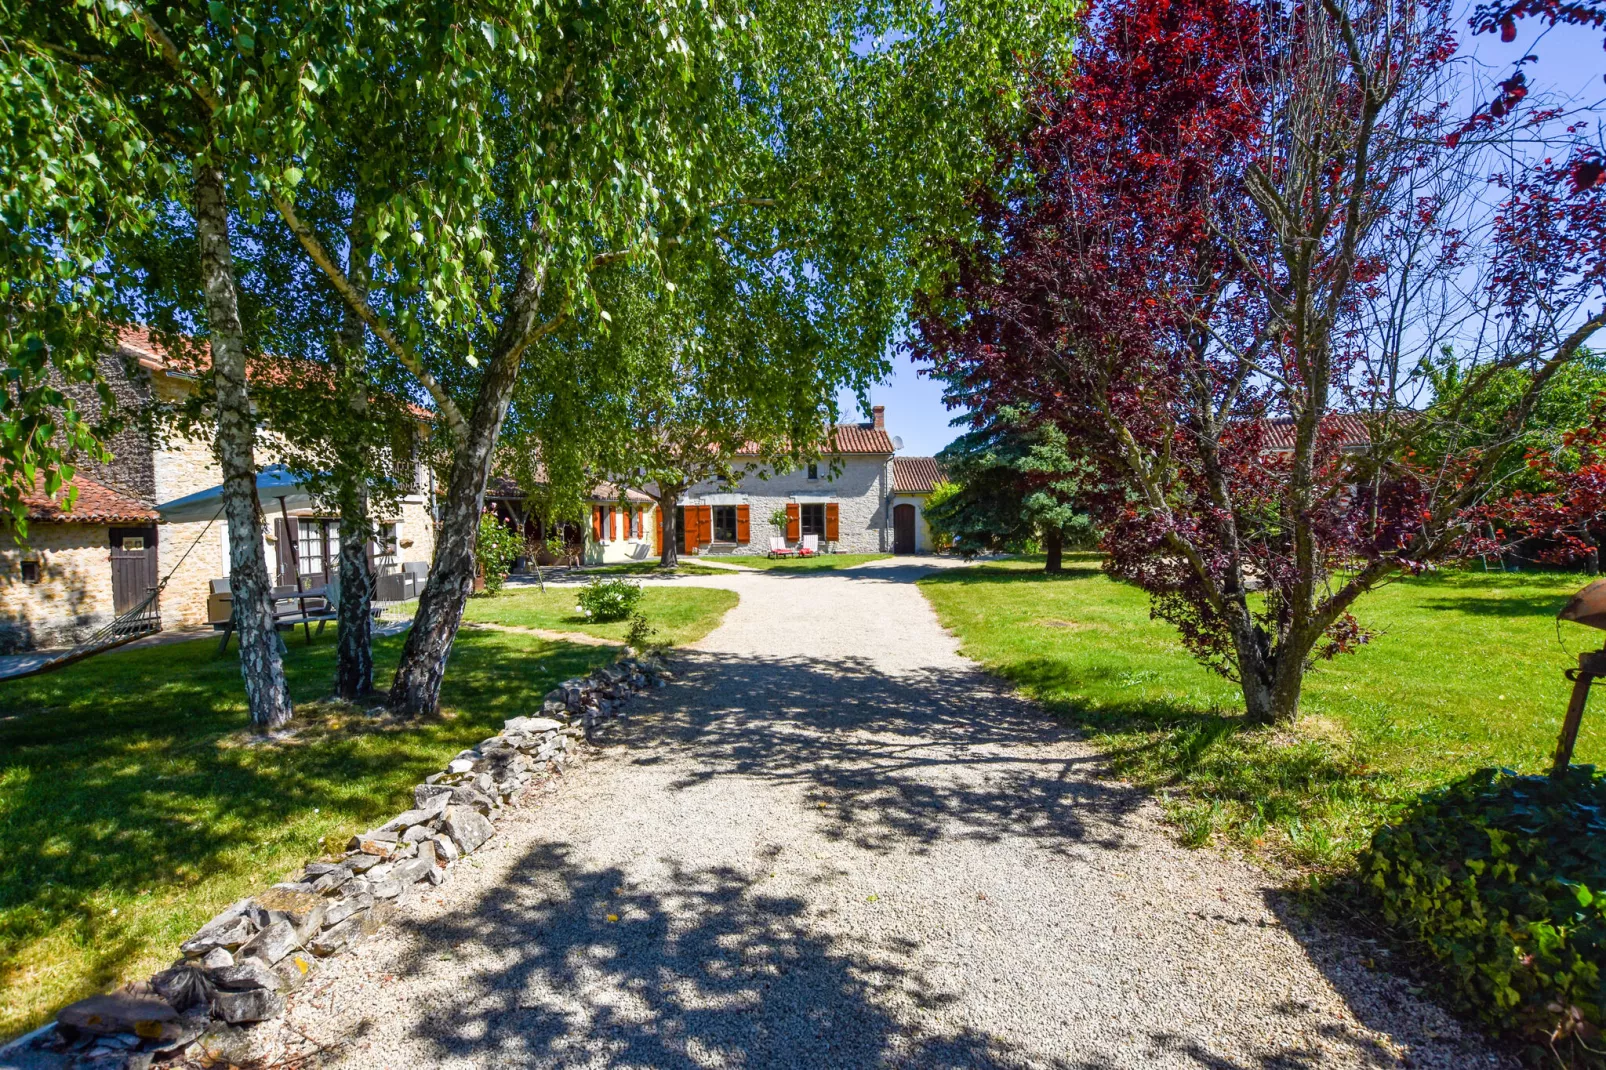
[
  {"xmin": 475, "ymin": 513, "xmax": 523, "ymax": 595},
  {"xmin": 575, "ymin": 577, "xmax": 643, "ymax": 622}
]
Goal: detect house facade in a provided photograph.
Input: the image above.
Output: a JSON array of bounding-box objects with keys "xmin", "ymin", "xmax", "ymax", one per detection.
[
  {"xmin": 0, "ymin": 329, "xmax": 437, "ymax": 652},
  {"xmin": 889, "ymin": 455, "xmax": 949, "ymax": 555},
  {"xmin": 670, "ymin": 406, "xmax": 944, "ymax": 557}
]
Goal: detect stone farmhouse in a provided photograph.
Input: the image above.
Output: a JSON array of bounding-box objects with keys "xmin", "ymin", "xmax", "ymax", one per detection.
[
  {"xmin": 0, "ymin": 329, "xmax": 436, "ymax": 653},
  {"xmin": 674, "ymin": 406, "xmax": 945, "ymax": 557}
]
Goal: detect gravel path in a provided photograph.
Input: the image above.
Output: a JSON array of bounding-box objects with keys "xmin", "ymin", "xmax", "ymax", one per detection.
[{"xmin": 261, "ymin": 559, "xmax": 1501, "ymax": 1069}]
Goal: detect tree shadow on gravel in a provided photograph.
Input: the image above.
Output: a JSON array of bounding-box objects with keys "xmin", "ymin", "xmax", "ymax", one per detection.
[
  {"xmin": 377, "ymin": 842, "xmax": 1076, "ymax": 1069},
  {"xmin": 619, "ymin": 650, "xmax": 1146, "ymax": 857}
]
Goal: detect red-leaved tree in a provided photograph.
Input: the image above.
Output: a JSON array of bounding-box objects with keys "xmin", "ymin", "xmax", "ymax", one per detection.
[{"xmin": 916, "ymin": 0, "xmax": 1605, "ymax": 724}]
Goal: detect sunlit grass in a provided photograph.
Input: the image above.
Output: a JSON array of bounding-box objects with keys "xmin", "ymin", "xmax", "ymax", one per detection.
[
  {"xmin": 463, "ymin": 585, "xmax": 738, "ymax": 646},
  {"xmin": 918, "ymin": 554, "xmax": 1600, "ymax": 871}
]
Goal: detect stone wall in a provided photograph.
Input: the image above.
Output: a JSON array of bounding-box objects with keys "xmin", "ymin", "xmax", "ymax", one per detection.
[
  {"xmin": 685, "ymin": 455, "xmax": 894, "ymax": 554},
  {"xmin": 58, "ymin": 353, "xmax": 158, "ymax": 504},
  {"xmin": 11, "ymin": 651, "xmax": 671, "ymax": 1069},
  {"xmin": 0, "ymin": 524, "xmax": 115, "ymax": 652}
]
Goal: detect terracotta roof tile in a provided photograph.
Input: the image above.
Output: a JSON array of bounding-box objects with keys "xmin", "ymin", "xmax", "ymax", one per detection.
[
  {"xmin": 23, "ymin": 475, "xmax": 159, "ymax": 524},
  {"xmin": 1258, "ymin": 414, "xmax": 1372, "ymax": 452},
  {"xmin": 893, "ymin": 456, "xmax": 947, "ymax": 493},
  {"xmin": 826, "ymin": 422, "xmax": 896, "ymax": 454}
]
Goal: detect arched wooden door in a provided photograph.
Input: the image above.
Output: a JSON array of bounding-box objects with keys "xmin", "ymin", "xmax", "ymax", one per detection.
[{"xmin": 893, "ymin": 503, "xmax": 917, "ymax": 555}]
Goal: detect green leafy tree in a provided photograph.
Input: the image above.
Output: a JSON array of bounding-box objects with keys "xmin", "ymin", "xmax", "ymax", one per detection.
[
  {"xmin": 3, "ymin": 1, "xmax": 350, "ymax": 727},
  {"xmin": 928, "ymin": 404, "xmax": 1088, "ymax": 572},
  {"xmin": 265, "ymin": 0, "xmax": 1075, "ymax": 714},
  {"xmin": 0, "ymin": 24, "xmax": 158, "ymax": 537}
]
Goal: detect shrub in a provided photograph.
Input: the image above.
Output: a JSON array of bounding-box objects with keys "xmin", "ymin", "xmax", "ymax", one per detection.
[
  {"xmin": 625, "ymin": 611, "xmax": 657, "ymax": 650},
  {"xmin": 474, "ymin": 513, "xmax": 523, "ymax": 595},
  {"xmin": 1361, "ymin": 766, "xmax": 1606, "ymax": 1054},
  {"xmin": 576, "ymin": 577, "xmax": 643, "ymax": 622}
]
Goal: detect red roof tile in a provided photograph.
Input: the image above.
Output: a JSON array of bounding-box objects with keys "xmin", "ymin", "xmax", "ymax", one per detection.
[
  {"xmin": 23, "ymin": 475, "xmax": 159, "ymax": 524},
  {"xmin": 826, "ymin": 422, "xmax": 896, "ymax": 454},
  {"xmin": 892, "ymin": 456, "xmax": 948, "ymax": 493},
  {"xmin": 1259, "ymin": 415, "xmax": 1372, "ymax": 452}
]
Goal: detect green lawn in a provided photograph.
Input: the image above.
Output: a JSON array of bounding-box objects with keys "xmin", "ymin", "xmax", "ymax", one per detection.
[
  {"xmin": 0, "ymin": 584, "xmax": 737, "ymax": 1042},
  {"xmin": 463, "ymin": 584, "xmax": 738, "ymax": 646},
  {"xmin": 578, "ymin": 561, "xmax": 733, "ymax": 577},
  {"xmin": 918, "ymin": 555, "xmax": 1601, "ymax": 871},
  {"xmin": 713, "ymin": 552, "xmax": 892, "ymax": 571}
]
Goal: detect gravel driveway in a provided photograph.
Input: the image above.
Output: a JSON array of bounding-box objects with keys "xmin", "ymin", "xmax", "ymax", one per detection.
[{"xmin": 261, "ymin": 559, "xmax": 1501, "ymax": 1069}]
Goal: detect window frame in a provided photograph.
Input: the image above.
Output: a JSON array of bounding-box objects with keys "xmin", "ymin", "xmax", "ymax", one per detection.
[
  {"xmin": 806, "ymin": 463, "xmax": 819, "ymax": 481},
  {"xmin": 712, "ymin": 504, "xmax": 738, "ymax": 542},
  {"xmin": 800, "ymin": 502, "xmax": 826, "ymax": 537}
]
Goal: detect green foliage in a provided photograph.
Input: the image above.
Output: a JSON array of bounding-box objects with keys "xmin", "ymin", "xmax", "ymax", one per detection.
[
  {"xmin": 769, "ymin": 507, "xmax": 793, "ymax": 534},
  {"xmin": 928, "ymin": 403, "xmax": 1090, "ymax": 557},
  {"xmin": 576, "ymin": 577, "xmax": 644, "ymax": 623},
  {"xmin": 0, "ymin": 19, "xmax": 166, "ymax": 536},
  {"xmin": 1362, "ymin": 767, "xmax": 1606, "ymax": 1054},
  {"xmin": 925, "ymin": 481, "xmax": 960, "ymax": 551},
  {"xmin": 474, "ymin": 513, "xmax": 522, "ymax": 595},
  {"xmin": 464, "ymin": 584, "xmax": 736, "ymax": 646},
  {"xmin": 1420, "ymin": 349, "xmax": 1606, "ymax": 496},
  {"xmin": 625, "ymin": 612, "xmax": 658, "ymax": 651}
]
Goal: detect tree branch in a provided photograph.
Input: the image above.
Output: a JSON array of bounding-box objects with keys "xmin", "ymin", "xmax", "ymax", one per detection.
[{"xmin": 270, "ymin": 192, "xmax": 469, "ymax": 437}]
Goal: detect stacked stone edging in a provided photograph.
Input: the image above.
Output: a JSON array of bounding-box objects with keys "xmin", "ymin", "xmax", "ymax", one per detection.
[{"xmin": 12, "ymin": 649, "xmax": 672, "ymax": 1069}]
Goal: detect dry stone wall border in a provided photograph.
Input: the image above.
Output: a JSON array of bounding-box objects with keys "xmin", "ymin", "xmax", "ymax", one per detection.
[{"xmin": 9, "ymin": 650, "xmax": 674, "ymax": 1070}]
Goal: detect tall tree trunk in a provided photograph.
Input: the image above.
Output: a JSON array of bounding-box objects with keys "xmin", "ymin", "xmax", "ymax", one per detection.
[
  {"xmin": 388, "ymin": 262, "xmax": 549, "ymax": 716},
  {"xmin": 1043, "ymin": 526, "xmax": 1064, "ymax": 573},
  {"xmin": 194, "ymin": 155, "xmax": 293, "ymax": 729},
  {"xmin": 335, "ymin": 486, "xmax": 373, "ymax": 699},
  {"xmin": 333, "ymin": 207, "xmax": 374, "ymax": 700},
  {"xmin": 658, "ymin": 490, "xmax": 681, "ymax": 568}
]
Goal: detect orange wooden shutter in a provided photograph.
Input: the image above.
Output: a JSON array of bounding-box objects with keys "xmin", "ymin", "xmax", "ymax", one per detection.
[
  {"xmin": 653, "ymin": 507, "xmax": 662, "ymax": 553},
  {"xmin": 736, "ymin": 504, "xmax": 750, "ymax": 543},
  {"xmin": 697, "ymin": 504, "xmax": 712, "ymax": 544},
  {"xmin": 610, "ymin": 508, "xmax": 619, "ymax": 541},
  {"xmin": 825, "ymin": 503, "xmax": 840, "ymax": 541},
  {"xmin": 592, "ymin": 506, "xmax": 602, "ymax": 541},
  {"xmin": 785, "ymin": 503, "xmax": 800, "ymax": 540}
]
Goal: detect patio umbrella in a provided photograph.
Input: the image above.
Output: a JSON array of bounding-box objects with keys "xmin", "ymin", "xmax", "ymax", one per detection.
[{"xmin": 155, "ymin": 464, "xmax": 321, "ymax": 523}]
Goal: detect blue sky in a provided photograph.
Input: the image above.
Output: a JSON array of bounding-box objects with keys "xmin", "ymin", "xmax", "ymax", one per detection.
[{"xmin": 841, "ymin": 15, "xmax": 1603, "ymax": 461}]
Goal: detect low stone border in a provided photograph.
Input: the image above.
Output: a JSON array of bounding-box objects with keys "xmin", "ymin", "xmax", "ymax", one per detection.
[{"xmin": 7, "ymin": 650, "xmax": 672, "ymax": 1069}]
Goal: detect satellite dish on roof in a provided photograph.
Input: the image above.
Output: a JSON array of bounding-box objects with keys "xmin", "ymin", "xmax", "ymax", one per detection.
[{"xmin": 891, "ymin": 435, "xmax": 904, "ymax": 450}]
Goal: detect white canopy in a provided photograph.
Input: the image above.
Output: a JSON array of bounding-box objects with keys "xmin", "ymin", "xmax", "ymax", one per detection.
[{"xmin": 155, "ymin": 464, "xmax": 320, "ymax": 524}]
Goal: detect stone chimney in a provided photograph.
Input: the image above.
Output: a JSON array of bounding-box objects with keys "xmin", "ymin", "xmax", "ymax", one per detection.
[{"xmin": 872, "ymin": 405, "xmax": 885, "ymax": 430}]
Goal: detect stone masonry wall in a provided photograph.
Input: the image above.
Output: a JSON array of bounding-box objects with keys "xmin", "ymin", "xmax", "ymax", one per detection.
[{"xmin": 0, "ymin": 524, "xmax": 115, "ymax": 652}]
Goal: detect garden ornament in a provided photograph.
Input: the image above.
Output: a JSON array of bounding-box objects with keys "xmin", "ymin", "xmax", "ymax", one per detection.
[{"xmin": 1553, "ymin": 579, "xmax": 1606, "ymax": 779}]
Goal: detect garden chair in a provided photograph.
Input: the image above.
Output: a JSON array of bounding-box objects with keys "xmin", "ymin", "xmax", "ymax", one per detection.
[
  {"xmin": 800, "ymin": 534, "xmax": 819, "ymax": 556},
  {"xmin": 768, "ymin": 536, "xmax": 797, "ymax": 558}
]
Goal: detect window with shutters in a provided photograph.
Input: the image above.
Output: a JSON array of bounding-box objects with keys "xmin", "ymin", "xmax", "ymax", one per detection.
[
  {"xmin": 800, "ymin": 503, "xmax": 826, "ymax": 537},
  {"xmin": 712, "ymin": 505, "xmax": 737, "ymax": 542}
]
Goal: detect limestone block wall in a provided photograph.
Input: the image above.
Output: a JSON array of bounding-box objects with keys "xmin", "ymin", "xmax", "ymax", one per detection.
[
  {"xmin": 685, "ymin": 456, "xmax": 893, "ymax": 554},
  {"xmin": 0, "ymin": 523, "xmax": 115, "ymax": 651}
]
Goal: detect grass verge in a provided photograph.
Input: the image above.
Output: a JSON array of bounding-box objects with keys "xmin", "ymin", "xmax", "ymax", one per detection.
[
  {"xmin": 917, "ymin": 554, "xmax": 1600, "ymax": 872},
  {"xmin": 463, "ymin": 584, "xmax": 738, "ymax": 646}
]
